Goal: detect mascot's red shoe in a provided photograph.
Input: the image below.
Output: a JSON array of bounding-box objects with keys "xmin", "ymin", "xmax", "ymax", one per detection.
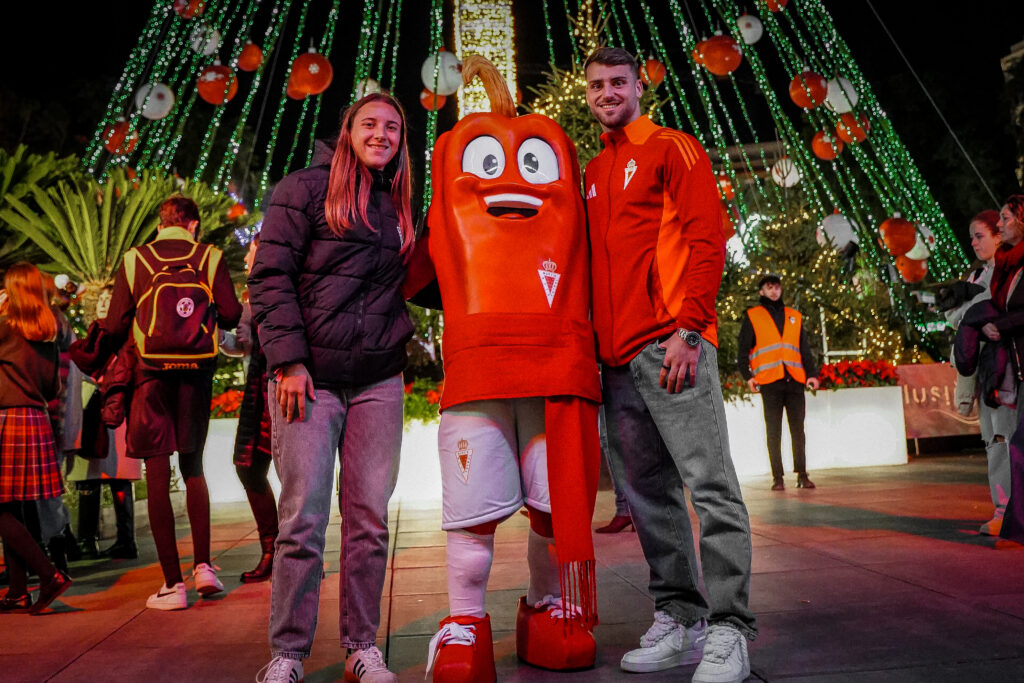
[
  {"xmin": 516, "ymin": 595, "xmax": 596, "ymax": 670},
  {"xmin": 426, "ymin": 613, "xmax": 496, "ymax": 683}
]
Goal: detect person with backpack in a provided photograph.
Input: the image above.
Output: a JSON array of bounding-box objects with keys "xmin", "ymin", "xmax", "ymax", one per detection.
[{"xmin": 100, "ymin": 196, "xmax": 241, "ymax": 610}]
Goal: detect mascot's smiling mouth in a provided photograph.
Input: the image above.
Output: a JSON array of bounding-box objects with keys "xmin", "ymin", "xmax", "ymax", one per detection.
[{"xmin": 484, "ymin": 193, "xmax": 541, "ymax": 219}]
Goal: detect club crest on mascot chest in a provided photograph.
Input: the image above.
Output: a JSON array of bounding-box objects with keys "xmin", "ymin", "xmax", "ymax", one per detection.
[{"xmin": 427, "ymin": 59, "xmax": 586, "ymax": 316}]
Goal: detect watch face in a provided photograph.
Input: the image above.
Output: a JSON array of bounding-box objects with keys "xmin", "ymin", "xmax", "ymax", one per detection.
[{"xmin": 680, "ymin": 330, "xmax": 701, "ymax": 347}]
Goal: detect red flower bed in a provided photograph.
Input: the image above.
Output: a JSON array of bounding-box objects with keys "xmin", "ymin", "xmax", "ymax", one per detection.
[
  {"xmin": 210, "ymin": 388, "xmax": 244, "ymax": 418},
  {"xmin": 817, "ymin": 359, "xmax": 898, "ymax": 390}
]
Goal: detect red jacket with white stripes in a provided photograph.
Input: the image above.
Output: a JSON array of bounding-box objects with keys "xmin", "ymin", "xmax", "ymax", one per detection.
[{"xmin": 584, "ymin": 116, "xmax": 726, "ymax": 367}]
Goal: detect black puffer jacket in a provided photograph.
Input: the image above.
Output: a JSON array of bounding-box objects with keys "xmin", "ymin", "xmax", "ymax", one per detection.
[{"xmin": 248, "ymin": 161, "xmax": 413, "ymax": 389}]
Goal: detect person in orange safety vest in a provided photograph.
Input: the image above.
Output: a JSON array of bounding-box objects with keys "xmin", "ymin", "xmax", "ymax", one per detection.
[{"xmin": 737, "ymin": 274, "xmax": 820, "ymax": 491}]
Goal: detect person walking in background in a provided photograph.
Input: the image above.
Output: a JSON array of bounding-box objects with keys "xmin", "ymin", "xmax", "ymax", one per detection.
[
  {"xmin": 942, "ymin": 210, "xmax": 1013, "ymax": 536},
  {"xmin": 0, "ymin": 263, "xmax": 72, "ymax": 614},
  {"xmin": 67, "ymin": 285, "xmax": 141, "ymax": 560},
  {"xmin": 582, "ymin": 47, "xmax": 757, "ymax": 682},
  {"xmin": 99, "ymin": 196, "xmax": 241, "ymax": 609},
  {"xmin": 248, "ymin": 92, "xmax": 415, "ymax": 683},
  {"xmin": 979, "ymin": 195, "xmax": 1024, "ymax": 545},
  {"xmin": 737, "ymin": 274, "xmax": 820, "ymax": 491},
  {"xmin": 594, "ymin": 405, "xmax": 632, "ymax": 533},
  {"xmin": 220, "ymin": 234, "xmax": 278, "ymax": 583},
  {"xmin": 34, "ymin": 277, "xmax": 83, "ymax": 574}
]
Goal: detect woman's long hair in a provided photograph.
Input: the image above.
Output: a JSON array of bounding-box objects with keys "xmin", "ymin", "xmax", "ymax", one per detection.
[
  {"xmin": 325, "ymin": 92, "xmax": 414, "ymax": 255},
  {"xmin": 1, "ymin": 262, "xmax": 57, "ymax": 342}
]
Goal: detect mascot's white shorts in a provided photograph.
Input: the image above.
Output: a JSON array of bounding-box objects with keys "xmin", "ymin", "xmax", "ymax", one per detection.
[{"xmin": 438, "ymin": 397, "xmax": 550, "ymax": 530}]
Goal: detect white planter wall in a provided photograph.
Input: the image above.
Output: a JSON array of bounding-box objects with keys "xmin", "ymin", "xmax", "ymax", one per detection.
[{"xmin": 203, "ymin": 386, "xmax": 906, "ymax": 504}]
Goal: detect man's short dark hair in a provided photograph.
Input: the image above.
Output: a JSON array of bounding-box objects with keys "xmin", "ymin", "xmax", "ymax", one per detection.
[
  {"xmin": 584, "ymin": 47, "xmax": 639, "ymax": 76},
  {"xmin": 757, "ymin": 274, "xmax": 782, "ymax": 289},
  {"xmin": 159, "ymin": 195, "xmax": 201, "ymax": 229}
]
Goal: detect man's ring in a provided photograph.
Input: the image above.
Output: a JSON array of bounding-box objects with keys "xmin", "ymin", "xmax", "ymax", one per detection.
[{"xmin": 662, "ymin": 364, "xmax": 671, "ymax": 370}]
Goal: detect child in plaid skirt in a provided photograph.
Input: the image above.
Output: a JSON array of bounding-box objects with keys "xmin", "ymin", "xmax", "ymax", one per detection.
[{"xmin": 0, "ymin": 263, "xmax": 72, "ymax": 614}]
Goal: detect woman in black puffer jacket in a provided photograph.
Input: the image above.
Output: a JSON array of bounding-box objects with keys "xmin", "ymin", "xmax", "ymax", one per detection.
[{"xmin": 248, "ymin": 92, "xmax": 414, "ymax": 683}]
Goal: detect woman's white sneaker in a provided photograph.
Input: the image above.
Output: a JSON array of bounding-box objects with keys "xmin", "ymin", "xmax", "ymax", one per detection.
[
  {"xmin": 145, "ymin": 582, "xmax": 188, "ymax": 610},
  {"xmin": 692, "ymin": 624, "xmax": 750, "ymax": 683},
  {"xmin": 620, "ymin": 612, "xmax": 707, "ymax": 672},
  {"xmin": 344, "ymin": 646, "xmax": 397, "ymax": 682},
  {"xmin": 256, "ymin": 656, "xmax": 303, "ymax": 683}
]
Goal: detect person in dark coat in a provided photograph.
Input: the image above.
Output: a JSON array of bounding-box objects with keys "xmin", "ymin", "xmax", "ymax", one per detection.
[
  {"xmin": 248, "ymin": 92, "xmax": 415, "ymax": 683},
  {"xmin": 221, "ymin": 234, "xmax": 278, "ymax": 583}
]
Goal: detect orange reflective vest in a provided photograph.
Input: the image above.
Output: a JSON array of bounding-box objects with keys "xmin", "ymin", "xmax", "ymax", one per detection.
[{"xmin": 748, "ymin": 306, "xmax": 806, "ymax": 384}]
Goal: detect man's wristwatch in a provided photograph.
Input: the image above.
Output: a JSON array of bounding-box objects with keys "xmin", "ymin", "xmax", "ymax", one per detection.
[{"xmin": 678, "ymin": 329, "xmax": 701, "ymax": 348}]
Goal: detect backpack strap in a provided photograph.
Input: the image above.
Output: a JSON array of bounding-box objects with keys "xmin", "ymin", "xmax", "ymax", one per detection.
[
  {"xmin": 198, "ymin": 243, "xmax": 220, "ymax": 288},
  {"xmin": 123, "ymin": 247, "xmax": 154, "ymax": 296}
]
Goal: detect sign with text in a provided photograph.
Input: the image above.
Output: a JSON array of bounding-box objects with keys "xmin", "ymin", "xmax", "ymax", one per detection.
[{"xmin": 897, "ymin": 363, "xmax": 980, "ymax": 439}]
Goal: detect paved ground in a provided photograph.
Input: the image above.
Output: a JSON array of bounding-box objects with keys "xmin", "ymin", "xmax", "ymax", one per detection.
[{"xmin": 3, "ymin": 455, "xmax": 1023, "ymax": 682}]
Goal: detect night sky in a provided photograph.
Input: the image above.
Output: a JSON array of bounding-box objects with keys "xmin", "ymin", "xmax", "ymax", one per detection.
[{"xmin": 1, "ymin": 2, "xmax": 1023, "ymax": 244}]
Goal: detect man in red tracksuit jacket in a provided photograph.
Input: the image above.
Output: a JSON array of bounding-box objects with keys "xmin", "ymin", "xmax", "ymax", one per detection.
[{"xmin": 583, "ymin": 47, "xmax": 757, "ymax": 683}]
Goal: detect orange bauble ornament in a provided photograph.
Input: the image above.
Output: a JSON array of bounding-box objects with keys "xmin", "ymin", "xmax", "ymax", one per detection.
[
  {"xmin": 765, "ymin": 0, "xmax": 788, "ymax": 11},
  {"xmin": 789, "ymin": 68, "xmax": 828, "ymax": 109},
  {"xmin": 640, "ymin": 58, "xmax": 666, "ymax": 88},
  {"xmin": 286, "ymin": 81, "xmax": 307, "ymax": 100},
  {"xmin": 836, "ymin": 112, "xmax": 870, "ymax": 144},
  {"xmin": 699, "ymin": 33, "xmax": 743, "ymax": 76},
  {"xmin": 173, "ymin": 0, "xmax": 205, "ymax": 19},
  {"xmin": 879, "ymin": 213, "xmax": 917, "ymax": 256},
  {"xmin": 226, "ymin": 202, "xmax": 247, "ymax": 220},
  {"xmin": 290, "ymin": 49, "xmax": 333, "ymax": 95},
  {"xmin": 419, "ymin": 88, "xmax": 446, "ymax": 111},
  {"xmin": 895, "ymin": 254, "xmax": 928, "ymax": 283},
  {"xmin": 811, "ymin": 131, "xmax": 844, "ymax": 160},
  {"xmin": 717, "ymin": 172, "xmax": 735, "ymax": 200},
  {"xmin": 197, "ymin": 62, "xmax": 238, "ymax": 105},
  {"xmin": 103, "ymin": 118, "xmax": 138, "ymax": 155},
  {"xmin": 238, "ymin": 42, "xmax": 263, "ymax": 72}
]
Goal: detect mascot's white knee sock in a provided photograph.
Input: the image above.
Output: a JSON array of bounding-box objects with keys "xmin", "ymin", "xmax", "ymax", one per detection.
[
  {"xmin": 447, "ymin": 529, "xmax": 494, "ymax": 618},
  {"xmin": 526, "ymin": 529, "xmax": 561, "ymax": 605}
]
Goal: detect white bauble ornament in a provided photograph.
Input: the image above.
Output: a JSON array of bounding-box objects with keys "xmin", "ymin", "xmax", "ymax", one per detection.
[
  {"xmin": 134, "ymin": 82, "xmax": 175, "ymax": 120},
  {"xmin": 824, "ymin": 77, "xmax": 858, "ymax": 114},
  {"xmin": 189, "ymin": 24, "xmax": 221, "ymax": 55},
  {"xmin": 354, "ymin": 78, "xmax": 381, "ymax": 100},
  {"xmin": 817, "ymin": 212, "xmax": 859, "ymax": 250},
  {"xmin": 421, "ymin": 50, "xmax": 462, "ymax": 96},
  {"xmin": 905, "ymin": 223, "xmax": 935, "ymax": 260},
  {"xmin": 737, "ymin": 14, "xmax": 763, "ymax": 45},
  {"xmin": 770, "ymin": 157, "xmax": 801, "ymax": 188}
]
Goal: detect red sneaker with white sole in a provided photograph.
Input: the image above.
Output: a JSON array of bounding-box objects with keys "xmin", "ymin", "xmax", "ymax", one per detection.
[
  {"xmin": 426, "ymin": 614, "xmax": 496, "ymax": 683},
  {"xmin": 515, "ymin": 595, "xmax": 596, "ymax": 670}
]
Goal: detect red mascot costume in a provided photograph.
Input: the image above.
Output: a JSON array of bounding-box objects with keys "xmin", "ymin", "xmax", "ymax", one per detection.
[{"xmin": 405, "ymin": 56, "xmax": 601, "ymax": 682}]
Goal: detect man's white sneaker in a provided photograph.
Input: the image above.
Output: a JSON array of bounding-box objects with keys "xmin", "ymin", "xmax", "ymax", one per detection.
[
  {"xmin": 146, "ymin": 582, "xmax": 187, "ymax": 611},
  {"xmin": 344, "ymin": 646, "xmax": 397, "ymax": 682},
  {"xmin": 192, "ymin": 562, "xmax": 224, "ymax": 596},
  {"xmin": 257, "ymin": 656, "xmax": 303, "ymax": 683},
  {"xmin": 692, "ymin": 624, "xmax": 750, "ymax": 683},
  {"xmin": 620, "ymin": 611, "xmax": 707, "ymax": 673}
]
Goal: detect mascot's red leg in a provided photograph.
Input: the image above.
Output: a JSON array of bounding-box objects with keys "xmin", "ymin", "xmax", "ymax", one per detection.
[{"xmin": 516, "ymin": 507, "xmax": 596, "ymax": 670}]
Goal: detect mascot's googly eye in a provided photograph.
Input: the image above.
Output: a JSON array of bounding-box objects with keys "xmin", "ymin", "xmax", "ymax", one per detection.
[
  {"xmin": 462, "ymin": 136, "xmax": 506, "ymax": 179},
  {"xmin": 517, "ymin": 138, "xmax": 559, "ymax": 185}
]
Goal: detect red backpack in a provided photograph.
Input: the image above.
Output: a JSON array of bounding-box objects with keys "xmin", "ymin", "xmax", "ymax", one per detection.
[{"xmin": 125, "ymin": 241, "xmax": 221, "ymax": 371}]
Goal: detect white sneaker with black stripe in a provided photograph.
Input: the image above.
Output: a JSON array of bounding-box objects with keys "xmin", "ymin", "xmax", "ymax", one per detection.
[
  {"xmin": 256, "ymin": 656, "xmax": 303, "ymax": 683},
  {"xmin": 145, "ymin": 582, "xmax": 187, "ymax": 611},
  {"xmin": 344, "ymin": 646, "xmax": 397, "ymax": 682}
]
